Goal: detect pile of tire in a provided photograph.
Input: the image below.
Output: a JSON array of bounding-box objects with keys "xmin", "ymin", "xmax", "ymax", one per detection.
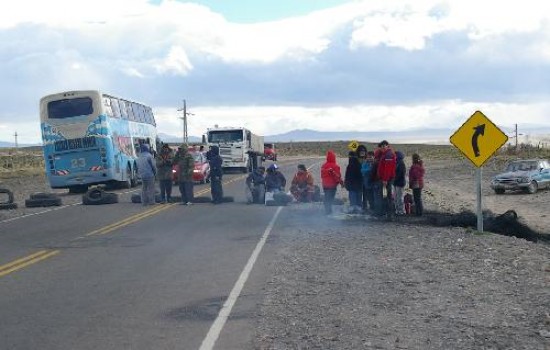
[
  {"xmin": 25, "ymin": 192, "xmax": 62, "ymax": 207},
  {"xmin": 0, "ymin": 188, "xmax": 17, "ymax": 210},
  {"xmin": 82, "ymin": 187, "xmax": 118, "ymax": 205}
]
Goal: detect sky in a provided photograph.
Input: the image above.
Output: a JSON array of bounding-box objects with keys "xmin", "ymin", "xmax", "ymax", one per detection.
[{"xmin": 1, "ymin": 0, "xmax": 550, "ymax": 144}]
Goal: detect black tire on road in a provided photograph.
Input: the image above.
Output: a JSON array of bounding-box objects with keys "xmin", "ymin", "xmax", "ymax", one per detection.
[
  {"xmin": 68, "ymin": 185, "xmax": 88, "ymax": 194},
  {"xmin": 221, "ymin": 196, "xmax": 234, "ymax": 203},
  {"xmin": 192, "ymin": 196, "xmax": 212, "ymax": 203},
  {"xmin": 30, "ymin": 192, "xmax": 60, "ymax": 200},
  {"xmin": 0, "ymin": 188, "xmax": 15, "ymax": 204},
  {"xmin": 82, "ymin": 188, "xmax": 119, "ymax": 205},
  {"xmin": 25, "ymin": 197, "xmax": 62, "ymax": 208},
  {"xmin": 494, "ymin": 188, "xmax": 505, "ymax": 195},
  {"xmin": 131, "ymin": 193, "xmax": 141, "ymax": 203},
  {"xmin": 0, "ymin": 202, "xmax": 17, "ymax": 210}
]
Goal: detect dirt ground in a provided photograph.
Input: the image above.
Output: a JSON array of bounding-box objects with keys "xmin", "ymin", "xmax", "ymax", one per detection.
[
  {"xmin": 1, "ymin": 157, "xmax": 549, "ymax": 349},
  {"xmin": 253, "ymin": 157, "xmax": 550, "ymax": 349}
]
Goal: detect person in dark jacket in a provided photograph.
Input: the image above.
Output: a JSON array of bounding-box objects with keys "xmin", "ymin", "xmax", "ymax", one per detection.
[
  {"xmin": 246, "ymin": 166, "xmax": 266, "ymax": 204},
  {"xmin": 345, "ymin": 151, "xmax": 363, "ymax": 214},
  {"xmin": 174, "ymin": 145, "xmax": 195, "ymax": 205},
  {"xmin": 265, "ymin": 164, "xmax": 286, "ymax": 192},
  {"xmin": 208, "ymin": 145, "xmax": 224, "ymax": 204},
  {"xmin": 321, "ymin": 150, "xmax": 343, "ymax": 215},
  {"xmin": 409, "ymin": 153, "xmax": 425, "ymax": 216},
  {"xmin": 156, "ymin": 143, "xmax": 174, "ymax": 203},
  {"xmin": 394, "ymin": 151, "xmax": 406, "ymax": 215}
]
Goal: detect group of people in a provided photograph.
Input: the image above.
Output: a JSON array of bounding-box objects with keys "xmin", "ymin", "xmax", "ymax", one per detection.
[
  {"xmin": 245, "ymin": 163, "xmax": 318, "ymax": 204},
  {"xmin": 321, "ymin": 140, "xmax": 425, "ymax": 217},
  {"xmin": 135, "ymin": 140, "xmax": 425, "ymax": 216},
  {"xmin": 135, "ymin": 143, "xmax": 225, "ymax": 206}
]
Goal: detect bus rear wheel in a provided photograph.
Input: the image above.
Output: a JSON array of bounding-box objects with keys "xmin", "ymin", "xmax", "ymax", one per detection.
[{"xmin": 68, "ymin": 185, "xmax": 88, "ymax": 194}]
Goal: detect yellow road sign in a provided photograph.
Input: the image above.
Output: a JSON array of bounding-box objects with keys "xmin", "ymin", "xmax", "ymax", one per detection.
[
  {"xmin": 450, "ymin": 110, "xmax": 508, "ymax": 167},
  {"xmin": 348, "ymin": 140, "xmax": 359, "ymax": 151}
]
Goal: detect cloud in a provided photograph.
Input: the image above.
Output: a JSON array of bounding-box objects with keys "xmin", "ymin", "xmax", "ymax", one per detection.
[{"xmin": 1, "ymin": 0, "xmax": 550, "ymax": 143}]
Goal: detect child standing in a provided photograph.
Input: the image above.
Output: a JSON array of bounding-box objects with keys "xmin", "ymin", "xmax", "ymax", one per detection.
[{"xmin": 409, "ymin": 153, "xmax": 425, "ymax": 216}]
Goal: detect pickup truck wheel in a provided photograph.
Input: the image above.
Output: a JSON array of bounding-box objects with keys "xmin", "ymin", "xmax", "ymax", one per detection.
[
  {"xmin": 526, "ymin": 181, "xmax": 538, "ymax": 194},
  {"xmin": 494, "ymin": 188, "xmax": 505, "ymax": 195}
]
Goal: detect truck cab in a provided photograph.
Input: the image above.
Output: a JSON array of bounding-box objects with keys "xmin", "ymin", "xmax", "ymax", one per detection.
[
  {"xmin": 205, "ymin": 126, "xmax": 264, "ymax": 173},
  {"xmin": 263, "ymin": 143, "xmax": 277, "ymax": 161}
]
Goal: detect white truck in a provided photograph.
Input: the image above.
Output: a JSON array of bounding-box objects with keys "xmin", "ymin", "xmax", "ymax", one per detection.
[{"xmin": 204, "ymin": 126, "xmax": 264, "ymax": 173}]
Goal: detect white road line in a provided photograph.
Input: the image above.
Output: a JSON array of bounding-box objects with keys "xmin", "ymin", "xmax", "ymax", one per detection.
[
  {"xmin": 0, "ymin": 189, "xmax": 141, "ymax": 225},
  {"xmin": 0, "ymin": 202, "xmax": 82, "ymax": 224},
  {"xmin": 199, "ymin": 206, "xmax": 283, "ymax": 350}
]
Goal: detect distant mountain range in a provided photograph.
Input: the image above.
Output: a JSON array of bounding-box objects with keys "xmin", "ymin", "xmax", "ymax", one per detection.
[
  {"xmin": 263, "ymin": 128, "xmax": 454, "ymax": 144},
  {"xmin": 3, "ymin": 125, "xmax": 550, "ymax": 148}
]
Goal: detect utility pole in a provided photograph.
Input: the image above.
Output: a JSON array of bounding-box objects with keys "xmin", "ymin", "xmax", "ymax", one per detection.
[
  {"xmin": 14, "ymin": 131, "xmax": 18, "ymax": 149},
  {"xmin": 177, "ymin": 99, "xmax": 194, "ymax": 144}
]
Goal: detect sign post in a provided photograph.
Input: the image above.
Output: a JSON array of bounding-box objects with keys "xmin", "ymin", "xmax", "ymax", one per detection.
[{"xmin": 450, "ymin": 111, "xmax": 508, "ymax": 232}]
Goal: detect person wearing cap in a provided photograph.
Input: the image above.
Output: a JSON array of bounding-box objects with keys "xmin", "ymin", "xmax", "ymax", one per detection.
[
  {"xmin": 245, "ymin": 166, "xmax": 266, "ymax": 204},
  {"xmin": 265, "ymin": 163, "xmax": 286, "ymax": 193},
  {"xmin": 290, "ymin": 164, "xmax": 315, "ymax": 202},
  {"xmin": 136, "ymin": 143, "xmax": 157, "ymax": 205},
  {"xmin": 174, "ymin": 144, "xmax": 195, "ymax": 205}
]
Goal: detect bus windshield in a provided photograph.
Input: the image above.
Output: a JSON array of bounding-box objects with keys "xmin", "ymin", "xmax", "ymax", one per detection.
[
  {"xmin": 47, "ymin": 97, "xmax": 94, "ymax": 119},
  {"xmin": 208, "ymin": 130, "xmax": 243, "ymax": 143}
]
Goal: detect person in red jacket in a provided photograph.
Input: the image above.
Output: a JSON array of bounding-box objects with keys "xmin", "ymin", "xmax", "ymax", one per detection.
[
  {"xmin": 409, "ymin": 153, "xmax": 425, "ymax": 216},
  {"xmin": 375, "ymin": 140, "xmax": 397, "ymax": 218},
  {"xmin": 321, "ymin": 150, "xmax": 343, "ymax": 215}
]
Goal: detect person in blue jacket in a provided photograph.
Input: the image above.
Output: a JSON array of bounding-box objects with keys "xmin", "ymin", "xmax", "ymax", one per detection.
[{"xmin": 361, "ymin": 150, "xmax": 375, "ymax": 213}]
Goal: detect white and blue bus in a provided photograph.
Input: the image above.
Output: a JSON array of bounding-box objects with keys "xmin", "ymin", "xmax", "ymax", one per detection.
[{"xmin": 40, "ymin": 90, "xmax": 158, "ymax": 192}]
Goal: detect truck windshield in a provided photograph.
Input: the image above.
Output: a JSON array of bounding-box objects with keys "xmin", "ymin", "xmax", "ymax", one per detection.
[{"xmin": 208, "ymin": 130, "xmax": 243, "ymax": 143}]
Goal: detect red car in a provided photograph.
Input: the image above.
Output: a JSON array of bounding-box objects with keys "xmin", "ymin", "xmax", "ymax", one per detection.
[
  {"xmin": 172, "ymin": 151, "xmax": 210, "ymax": 184},
  {"xmin": 264, "ymin": 143, "xmax": 277, "ymax": 161}
]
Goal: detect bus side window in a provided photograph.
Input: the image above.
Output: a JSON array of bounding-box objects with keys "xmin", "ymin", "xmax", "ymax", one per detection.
[
  {"xmin": 103, "ymin": 97, "xmax": 114, "ymax": 117},
  {"xmin": 119, "ymin": 100, "xmax": 128, "ymax": 119},
  {"xmin": 147, "ymin": 107, "xmax": 156, "ymax": 126},
  {"xmin": 126, "ymin": 101, "xmax": 135, "ymax": 121},
  {"xmin": 110, "ymin": 98, "xmax": 121, "ymax": 118},
  {"xmin": 132, "ymin": 103, "xmax": 142, "ymax": 123}
]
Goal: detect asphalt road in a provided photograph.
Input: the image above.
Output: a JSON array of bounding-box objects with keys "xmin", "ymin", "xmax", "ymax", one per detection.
[{"xmin": 0, "ymin": 158, "xmax": 321, "ymax": 350}]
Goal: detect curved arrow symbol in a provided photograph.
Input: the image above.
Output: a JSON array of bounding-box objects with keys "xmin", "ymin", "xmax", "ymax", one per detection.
[{"xmin": 472, "ymin": 124, "xmax": 486, "ymax": 157}]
